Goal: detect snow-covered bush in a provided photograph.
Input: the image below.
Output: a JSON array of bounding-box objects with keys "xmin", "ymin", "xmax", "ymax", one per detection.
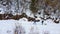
[
  {"xmin": 29, "ymin": 26, "xmax": 39, "ymax": 34},
  {"xmin": 43, "ymin": 31, "xmax": 50, "ymax": 34},
  {"xmin": 14, "ymin": 23, "xmax": 25, "ymax": 34}
]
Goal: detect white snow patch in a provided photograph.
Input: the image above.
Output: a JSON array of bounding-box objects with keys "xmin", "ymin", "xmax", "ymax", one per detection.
[{"xmin": 0, "ymin": 18, "xmax": 60, "ymax": 34}]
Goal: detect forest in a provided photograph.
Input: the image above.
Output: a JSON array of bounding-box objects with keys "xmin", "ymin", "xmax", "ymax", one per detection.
[
  {"xmin": 0, "ymin": 0, "xmax": 60, "ymax": 23},
  {"xmin": 0, "ymin": 0, "xmax": 60, "ymax": 34}
]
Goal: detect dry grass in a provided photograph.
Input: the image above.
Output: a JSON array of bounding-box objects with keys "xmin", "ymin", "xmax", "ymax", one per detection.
[{"xmin": 45, "ymin": 0, "xmax": 58, "ymax": 8}]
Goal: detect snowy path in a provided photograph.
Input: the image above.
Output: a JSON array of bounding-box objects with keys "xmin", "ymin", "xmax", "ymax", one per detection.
[{"xmin": 0, "ymin": 18, "xmax": 60, "ymax": 34}]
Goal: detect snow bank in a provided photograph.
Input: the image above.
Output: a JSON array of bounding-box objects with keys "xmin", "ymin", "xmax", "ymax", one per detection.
[{"xmin": 0, "ymin": 18, "xmax": 60, "ymax": 34}]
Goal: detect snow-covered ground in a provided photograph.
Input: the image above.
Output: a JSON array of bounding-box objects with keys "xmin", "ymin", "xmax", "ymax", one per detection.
[
  {"xmin": 0, "ymin": 18, "xmax": 60, "ymax": 34},
  {"xmin": 0, "ymin": 0, "xmax": 60, "ymax": 34}
]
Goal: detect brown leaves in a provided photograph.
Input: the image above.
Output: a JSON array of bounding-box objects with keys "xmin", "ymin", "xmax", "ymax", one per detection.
[{"xmin": 45, "ymin": 0, "xmax": 58, "ymax": 8}]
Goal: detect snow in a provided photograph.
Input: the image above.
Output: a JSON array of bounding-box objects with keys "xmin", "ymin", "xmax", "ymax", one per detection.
[
  {"xmin": 0, "ymin": 8, "xmax": 5, "ymax": 14},
  {"xmin": 0, "ymin": 18, "xmax": 60, "ymax": 34},
  {"xmin": 0, "ymin": 20, "xmax": 17, "ymax": 34},
  {"xmin": 25, "ymin": 9, "xmax": 34, "ymax": 18},
  {"xmin": 0, "ymin": 0, "xmax": 60, "ymax": 34},
  {"xmin": 43, "ymin": 20, "xmax": 60, "ymax": 34}
]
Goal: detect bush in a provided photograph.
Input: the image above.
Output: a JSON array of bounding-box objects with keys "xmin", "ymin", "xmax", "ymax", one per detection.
[{"xmin": 29, "ymin": 0, "xmax": 38, "ymax": 14}]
